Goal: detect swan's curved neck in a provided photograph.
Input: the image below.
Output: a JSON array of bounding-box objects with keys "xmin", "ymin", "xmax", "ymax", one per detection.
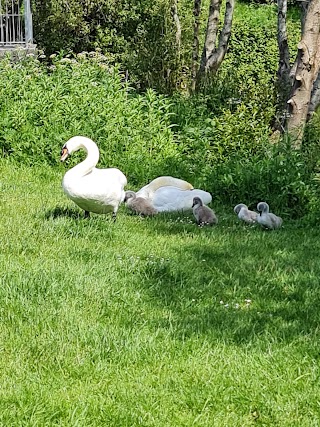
[{"xmin": 70, "ymin": 139, "xmax": 99, "ymax": 176}]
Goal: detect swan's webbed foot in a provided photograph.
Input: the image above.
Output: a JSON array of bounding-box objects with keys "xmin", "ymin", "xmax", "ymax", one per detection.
[{"xmin": 84, "ymin": 210, "xmax": 90, "ymax": 219}]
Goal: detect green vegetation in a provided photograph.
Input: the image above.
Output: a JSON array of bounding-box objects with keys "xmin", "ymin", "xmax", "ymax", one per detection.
[
  {"xmin": 1, "ymin": 1, "xmax": 320, "ymax": 424},
  {"xmin": 1, "ymin": 50, "xmax": 320, "ymax": 219},
  {"xmin": 0, "ymin": 53, "xmax": 179, "ymax": 185},
  {"xmin": 31, "ymin": 1, "xmax": 301, "ymax": 92},
  {"xmin": 0, "ymin": 162, "xmax": 320, "ymax": 426}
]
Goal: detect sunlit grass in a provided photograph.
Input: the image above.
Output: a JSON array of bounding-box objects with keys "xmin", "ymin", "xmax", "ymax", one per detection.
[{"xmin": 0, "ymin": 161, "xmax": 320, "ymax": 426}]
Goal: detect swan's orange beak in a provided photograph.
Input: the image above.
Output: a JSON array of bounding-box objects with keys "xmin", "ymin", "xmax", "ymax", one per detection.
[{"xmin": 60, "ymin": 146, "xmax": 69, "ymax": 162}]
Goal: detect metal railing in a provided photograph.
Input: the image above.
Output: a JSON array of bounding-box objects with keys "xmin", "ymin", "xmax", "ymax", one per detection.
[{"xmin": 0, "ymin": 0, "xmax": 33, "ymax": 46}]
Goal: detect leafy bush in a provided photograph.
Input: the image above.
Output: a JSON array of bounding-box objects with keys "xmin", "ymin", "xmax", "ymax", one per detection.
[
  {"xmin": 169, "ymin": 116, "xmax": 313, "ymax": 219},
  {"xmin": 32, "ymin": 0, "xmax": 184, "ymax": 92},
  {"xmin": 208, "ymin": 139, "xmax": 311, "ymax": 218},
  {"xmin": 1, "ymin": 50, "xmax": 319, "ymax": 220},
  {"xmin": 31, "ymin": 1, "xmax": 300, "ymax": 94},
  {"xmin": 171, "ymin": 102, "xmax": 272, "ymax": 186},
  {"xmin": 168, "ymin": 93, "xmax": 319, "ymax": 220},
  {"xmin": 0, "ymin": 52, "xmax": 179, "ymax": 185}
]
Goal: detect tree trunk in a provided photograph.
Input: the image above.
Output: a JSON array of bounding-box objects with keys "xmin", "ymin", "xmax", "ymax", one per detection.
[
  {"xmin": 287, "ymin": 0, "xmax": 320, "ymax": 148},
  {"xmin": 199, "ymin": 0, "xmax": 221, "ymax": 75},
  {"xmin": 276, "ymin": 0, "xmax": 291, "ymax": 129},
  {"xmin": 198, "ymin": 0, "xmax": 235, "ymax": 79},
  {"xmin": 171, "ymin": 0, "xmax": 181, "ymax": 54},
  {"xmin": 289, "ymin": 0, "xmax": 311, "ymax": 86},
  {"xmin": 205, "ymin": 0, "xmax": 235, "ymax": 74},
  {"xmin": 191, "ymin": 0, "xmax": 202, "ymax": 92},
  {"xmin": 308, "ymin": 70, "xmax": 320, "ymax": 118},
  {"xmin": 300, "ymin": 0, "xmax": 311, "ymax": 33}
]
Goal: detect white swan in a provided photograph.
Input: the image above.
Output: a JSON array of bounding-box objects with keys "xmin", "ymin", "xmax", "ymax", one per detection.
[
  {"xmin": 256, "ymin": 202, "xmax": 282, "ymax": 230},
  {"xmin": 60, "ymin": 136, "xmax": 127, "ymax": 219},
  {"xmin": 136, "ymin": 176, "xmax": 193, "ymax": 200},
  {"xmin": 234, "ymin": 203, "xmax": 258, "ymax": 224},
  {"xmin": 151, "ymin": 187, "xmax": 212, "ymax": 213},
  {"xmin": 192, "ymin": 197, "xmax": 217, "ymax": 226}
]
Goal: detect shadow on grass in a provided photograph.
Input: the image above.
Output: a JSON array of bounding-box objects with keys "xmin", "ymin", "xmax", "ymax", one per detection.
[
  {"xmin": 44, "ymin": 206, "xmax": 84, "ymax": 219},
  {"xmin": 134, "ymin": 220, "xmax": 320, "ymax": 346}
]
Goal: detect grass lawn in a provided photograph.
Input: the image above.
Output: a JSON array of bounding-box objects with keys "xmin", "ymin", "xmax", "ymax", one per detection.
[{"xmin": 0, "ymin": 161, "xmax": 320, "ymax": 426}]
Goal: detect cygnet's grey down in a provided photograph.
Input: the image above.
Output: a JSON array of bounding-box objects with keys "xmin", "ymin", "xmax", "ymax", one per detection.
[
  {"xmin": 124, "ymin": 191, "xmax": 158, "ymax": 216},
  {"xmin": 234, "ymin": 203, "xmax": 258, "ymax": 224},
  {"xmin": 192, "ymin": 197, "xmax": 218, "ymax": 226},
  {"xmin": 256, "ymin": 202, "xmax": 282, "ymax": 230}
]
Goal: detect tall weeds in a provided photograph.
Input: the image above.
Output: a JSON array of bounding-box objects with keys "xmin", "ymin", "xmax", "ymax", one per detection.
[
  {"xmin": 0, "ymin": 51, "xmax": 320, "ymax": 219},
  {"xmin": 0, "ymin": 52, "xmax": 178, "ymax": 185}
]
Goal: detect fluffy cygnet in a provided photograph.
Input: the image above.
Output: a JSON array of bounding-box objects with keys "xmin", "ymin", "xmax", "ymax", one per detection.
[
  {"xmin": 192, "ymin": 197, "xmax": 218, "ymax": 226},
  {"xmin": 234, "ymin": 203, "xmax": 258, "ymax": 224},
  {"xmin": 124, "ymin": 191, "xmax": 158, "ymax": 216},
  {"xmin": 257, "ymin": 202, "xmax": 282, "ymax": 230}
]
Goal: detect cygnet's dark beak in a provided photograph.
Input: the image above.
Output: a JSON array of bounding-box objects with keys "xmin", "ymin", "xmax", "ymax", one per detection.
[{"xmin": 60, "ymin": 146, "xmax": 69, "ymax": 162}]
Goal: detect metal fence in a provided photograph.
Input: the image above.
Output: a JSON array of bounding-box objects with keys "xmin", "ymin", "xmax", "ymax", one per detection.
[{"xmin": 0, "ymin": 0, "xmax": 32, "ymax": 46}]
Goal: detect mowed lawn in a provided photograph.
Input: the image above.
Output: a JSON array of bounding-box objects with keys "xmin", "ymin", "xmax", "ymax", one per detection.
[{"xmin": 0, "ymin": 161, "xmax": 320, "ymax": 426}]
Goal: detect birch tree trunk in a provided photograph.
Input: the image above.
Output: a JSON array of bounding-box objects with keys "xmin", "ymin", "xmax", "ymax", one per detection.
[
  {"xmin": 199, "ymin": 0, "xmax": 221, "ymax": 74},
  {"xmin": 308, "ymin": 71, "xmax": 320, "ymax": 118},
  {"xmin": 276, "ymin": 0, "xmax": 291, "ymax": 128},
  {"xmin": 191, "ymin": 0, "xmax": 202, "ymax": 92},
  {"xmin": 287, "ymin": 0, "xmax": 320, "ymax": 148},
  {"xmin": 196, "ymin": 0, "xmax": 235, "ymax": 87},
  {"xmin": 171, "ymin": 0, "xmax": 181, "ymax": 54}
]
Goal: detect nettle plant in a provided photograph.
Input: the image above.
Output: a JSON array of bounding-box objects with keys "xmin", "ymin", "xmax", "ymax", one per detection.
[{"xmin": 0, "ymin": 52, "xmax": 179, "ymax": 185}]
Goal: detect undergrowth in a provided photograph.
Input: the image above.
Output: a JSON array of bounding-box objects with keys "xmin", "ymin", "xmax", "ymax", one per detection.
[{"xmin": 0, "ymin": 52, "xmax": 320, "ymax": 220}]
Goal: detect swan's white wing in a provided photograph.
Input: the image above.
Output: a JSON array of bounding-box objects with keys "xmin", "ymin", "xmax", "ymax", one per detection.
[
  {"xmin": 63, "ymin": 167, "xmax": 127, "ymax": 213},
  {"xmin": 152, "ymin": 188, "xmax": 212, "ymax": 213},
  {"xmin": 136, "ymin": 176, "xmax": 193, "ymax": 200},
  {"xmin": 81, "ymin": 168, "xmax": 126, "ymax": 191}
]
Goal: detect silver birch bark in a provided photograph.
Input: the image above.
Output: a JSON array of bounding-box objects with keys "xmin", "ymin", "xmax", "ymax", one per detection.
[
  {"xmin": 204, "ymin": 0, "xmax": 235, "ymax": 73},
  {"xmin": 287, "ymin": 0, "xmax": 320, "ymax": 148},
  {"xmin": 308, "ymin": 71, "xmax": 320, "ymax": 118},
  {"xmin": 199, "ymin": 0, "xmax": 221, "ymax": 75},
  {"xmin": 198, "ymin": 0, "xmax": 235, "ymax": 78},
  {"xmin": 171, "ymin": 0, "xmax": 181, "ymax": 53},
  {"xmin": 277, "ymin": 0, "xmax": 291, "ymax": 113},
  {"xmin": 191, "ymin": 0, "xmax": 202, "ymax": 92}
]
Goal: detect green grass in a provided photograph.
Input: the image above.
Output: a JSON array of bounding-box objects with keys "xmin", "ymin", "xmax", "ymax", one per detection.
[{"xmin": 1, "ymin": 160, "xmax": 320, "ymax": 426}]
